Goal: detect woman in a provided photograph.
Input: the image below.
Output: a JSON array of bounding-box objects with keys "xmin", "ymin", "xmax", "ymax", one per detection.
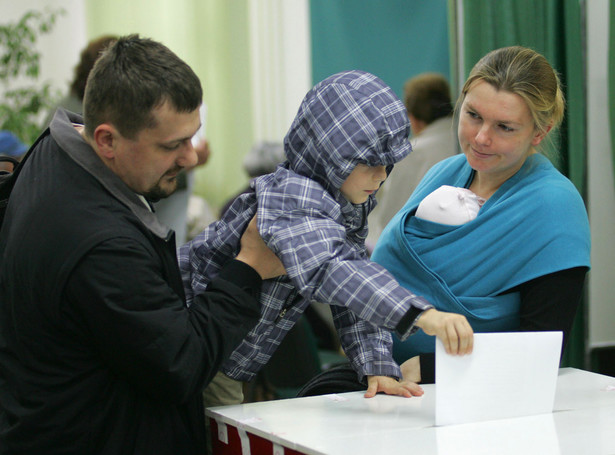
[{"xmin": 371, "ymin": 46, "xmax": 591, "ymax": 384}]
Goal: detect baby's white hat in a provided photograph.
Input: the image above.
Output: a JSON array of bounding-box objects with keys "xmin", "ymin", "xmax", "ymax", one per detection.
[{"xmin": 415, "ymin": 185, "xmax": 482, "ymax": 225}]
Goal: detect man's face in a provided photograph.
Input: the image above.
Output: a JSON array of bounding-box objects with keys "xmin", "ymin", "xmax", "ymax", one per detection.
[{"xmin": 110, "ymin": 101, "xmax": 201, "ymax": 200}]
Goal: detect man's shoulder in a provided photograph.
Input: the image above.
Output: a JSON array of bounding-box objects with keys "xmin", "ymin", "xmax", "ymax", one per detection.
[{"xmin": 19, "ymin": 143, "xmax": 146, "ymax": 248}]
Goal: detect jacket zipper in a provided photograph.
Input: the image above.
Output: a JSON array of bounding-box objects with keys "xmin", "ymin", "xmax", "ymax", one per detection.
[{"xmin": 275, "ymin": 292, "xmax": 302, "ymax": 323}]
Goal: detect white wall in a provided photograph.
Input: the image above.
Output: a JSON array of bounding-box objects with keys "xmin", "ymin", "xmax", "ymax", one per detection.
[
  {"xmin": 587, "ymin": 0, "xmax": 615, "ymax": 349},
  {"xmin": 248, "ymin": 0, "xmax": 312, "ymax": 143},
  {"xmin": 1, "ymin": 0, "xmax": 87, "ymax": 103}
]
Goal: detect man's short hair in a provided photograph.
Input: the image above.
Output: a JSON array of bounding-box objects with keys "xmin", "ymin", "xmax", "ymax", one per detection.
[
  {"xmin": 403, "ymin": 73, "xmax": 453, "ymax": 125},
  {"xmin": 83, "ymin": 34, "xmax": 202, "ymax": 139}
]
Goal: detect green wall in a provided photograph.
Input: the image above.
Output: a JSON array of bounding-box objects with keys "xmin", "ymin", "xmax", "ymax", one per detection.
[
  {"xmin": 83, "ymin": 0, "xmax": 452, "ymax": 211},
  {"xmin": 85, "ymin": 0, "xmax": 254, "ymax": 210}
]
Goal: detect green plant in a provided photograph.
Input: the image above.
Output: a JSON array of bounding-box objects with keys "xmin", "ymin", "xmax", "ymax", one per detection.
[{"xmin": 0, "ymin": 8, "xmax": 65, "ymax": 145}]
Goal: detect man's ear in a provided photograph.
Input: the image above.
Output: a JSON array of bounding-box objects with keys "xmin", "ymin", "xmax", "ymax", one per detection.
[{"xmin": 93, "ymin": 124, "xmax": 119, "ymax": 159}]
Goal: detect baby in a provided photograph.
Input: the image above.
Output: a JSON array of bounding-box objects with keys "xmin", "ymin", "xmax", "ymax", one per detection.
[{"xmin": 415, "ymin": 185, "xmax": 484, "ymax": 225}]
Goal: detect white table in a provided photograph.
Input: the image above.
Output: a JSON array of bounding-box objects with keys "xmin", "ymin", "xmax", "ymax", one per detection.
[{"xmin": 207, "ymin": 368, "xmax": 615, "ymax": 454}]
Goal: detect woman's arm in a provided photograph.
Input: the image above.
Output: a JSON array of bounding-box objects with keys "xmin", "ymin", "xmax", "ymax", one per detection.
[
  {"xmin": 407, "ymin": 266, "xmax": 588, "ymax": 384},
  {"xmin": 516, "ymin": 266, "xmax": 588, "ymax": 349}
]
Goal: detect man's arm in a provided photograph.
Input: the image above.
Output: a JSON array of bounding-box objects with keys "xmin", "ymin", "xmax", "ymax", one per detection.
[{"xmin": 65, "ymin": 236, "xmax": 267, "ymax": 404}]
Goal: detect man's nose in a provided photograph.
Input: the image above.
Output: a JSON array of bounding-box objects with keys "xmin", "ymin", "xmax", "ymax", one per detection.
[{"xmin": 177, "ymin": 141, "xmax": 198, "ymax": 168}]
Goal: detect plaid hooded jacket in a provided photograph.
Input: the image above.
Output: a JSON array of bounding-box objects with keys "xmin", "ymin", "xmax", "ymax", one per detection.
[{"xmin": 178, "ymin": 71, "xmax": 432, "ymax": 381}]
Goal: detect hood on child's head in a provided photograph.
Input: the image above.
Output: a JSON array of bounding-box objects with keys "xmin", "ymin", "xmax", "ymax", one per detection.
[{"xmin": 283, "ymin": 70, "xmax": 412, "ymax": 197}]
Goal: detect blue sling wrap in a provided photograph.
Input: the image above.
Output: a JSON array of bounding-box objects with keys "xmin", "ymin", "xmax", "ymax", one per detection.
[{"xmin": 371, "ymin": 153, "xmax": 591, "ymax": 361}]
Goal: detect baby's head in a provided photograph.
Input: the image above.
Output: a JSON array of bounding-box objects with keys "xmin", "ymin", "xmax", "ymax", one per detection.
[
  {"xmin": 284, "ymin": 70, "xmax": 411, "ymax": 201},
  {"xmin": 415, "ymin": 185, "xmax": 484, "ymax": 225}
]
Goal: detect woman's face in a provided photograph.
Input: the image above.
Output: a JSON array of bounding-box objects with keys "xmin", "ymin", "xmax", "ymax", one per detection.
[{"xmin": 458, "ymin": 81, "xmax": 547, "ymax": 182}]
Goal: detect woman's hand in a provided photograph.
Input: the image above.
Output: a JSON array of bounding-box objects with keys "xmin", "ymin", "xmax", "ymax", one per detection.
[
  {"xmin": 414, "ymin": 308, "xmax": 474, "ymax": 355},
  {"xmin": 400, "ymin": 356, "xmax": 421, "ymax": 383},
  {"xmin": 365, "ymin": 375, "xmax": 424, "ymax": 398}
]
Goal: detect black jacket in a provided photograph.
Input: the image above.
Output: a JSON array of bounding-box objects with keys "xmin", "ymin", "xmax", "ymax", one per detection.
[{"xmin": 0, "ymin": 109, "xmax": 261, "ymax": 454}]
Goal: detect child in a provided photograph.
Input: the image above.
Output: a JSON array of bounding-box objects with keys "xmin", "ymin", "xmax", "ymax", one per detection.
[{"xmin": 178, "ymin": 70, "xmax": 472, "ymax": 405}]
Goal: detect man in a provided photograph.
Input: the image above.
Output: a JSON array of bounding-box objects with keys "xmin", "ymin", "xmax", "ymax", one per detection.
[{"xmin": 0, "ymin": 35, "xmax": 283, "ymax": 455}]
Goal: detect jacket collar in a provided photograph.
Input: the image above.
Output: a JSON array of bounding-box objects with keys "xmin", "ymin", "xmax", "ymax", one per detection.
[{"xmin": 49, "ymin": 108, "xmax": 173, "ymax": 240}]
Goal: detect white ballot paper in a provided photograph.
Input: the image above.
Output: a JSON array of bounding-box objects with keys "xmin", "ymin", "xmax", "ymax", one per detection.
[{"xmin": 435, "ymin": 331, "xmax": 562, "ymax": 426}]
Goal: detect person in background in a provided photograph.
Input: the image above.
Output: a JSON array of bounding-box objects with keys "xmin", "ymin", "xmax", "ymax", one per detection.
[
  {"xmin": 0, "ymin": 130, "xmax": 28, "ymax": 172},
  {"xmin": 180, "ymin": 70, "xmax": 474, "ymax": 411},
  {"xmin": 218, "ymin": 140, "xmax": 285, "ymax": 218},
  {"xmin": 368, "ymin": 73, "xmax": 457, "ymax": 245},
  {"xmin": 42, "ymin": 35, "xmax": 118, "ymax": 127},
  {"xmin": 0, "ymin": 35, "xmax": 284, "ymax": 455},
  {"xmin": 371, "ymin": 46, "xmax": 591, "ymax": 384}
]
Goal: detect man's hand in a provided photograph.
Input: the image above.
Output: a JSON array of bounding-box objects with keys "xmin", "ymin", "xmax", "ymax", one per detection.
[
  {"xmin": 235, "ymin": 216, "xmax": 286, "ymax": 280},
  {"xmin": 414, "ymin": 308, "xmax": 473, "ymax": 355},
  {"xmin": 364, "ymin": 375, "xmax": 424, "ymax": 398}
]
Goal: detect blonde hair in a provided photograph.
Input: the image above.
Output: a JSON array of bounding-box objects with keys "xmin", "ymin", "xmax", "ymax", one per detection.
[{"xmin": 457, "ymin": 46, "xmax": 565, "ymax": 137}]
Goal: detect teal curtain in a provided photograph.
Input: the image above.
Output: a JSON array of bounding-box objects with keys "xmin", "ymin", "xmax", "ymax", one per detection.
[
  {"xmin": 310, "ymin": 0, "xmax": 450, "ymax": 101},
  {"xmin": 455, "ymin": 0, "xmax": 586, "ymax": 368}
]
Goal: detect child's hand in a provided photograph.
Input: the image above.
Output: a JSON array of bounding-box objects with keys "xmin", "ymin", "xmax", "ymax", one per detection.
[
  {"xmin": 364, "ymin": 375, "xmax": 424, "ymax": 398},
  {"xmin": 414, "ymin": 309, "xmax": 474, "ymax": 355}
]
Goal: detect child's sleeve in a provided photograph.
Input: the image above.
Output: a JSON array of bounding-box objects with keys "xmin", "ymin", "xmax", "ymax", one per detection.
[
  {"xmin": 266, "ymin": 212, "xmax": 431, "ymax": 338},
  {"xmin": 331, "ymin": 305, "xmax": 402, "ymax": 380},
  {"xmin": 177, "ymin": 221, "xmax": 223, "ymax": 306},
  {"xmin": 177, "ymin": 195, "xmax": 256, "ymax": 306}
]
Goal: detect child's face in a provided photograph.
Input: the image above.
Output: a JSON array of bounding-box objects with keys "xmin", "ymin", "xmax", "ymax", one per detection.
[{"xmin": 340, "ymin": 164, "xmax": 387, "ymax": 204}]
